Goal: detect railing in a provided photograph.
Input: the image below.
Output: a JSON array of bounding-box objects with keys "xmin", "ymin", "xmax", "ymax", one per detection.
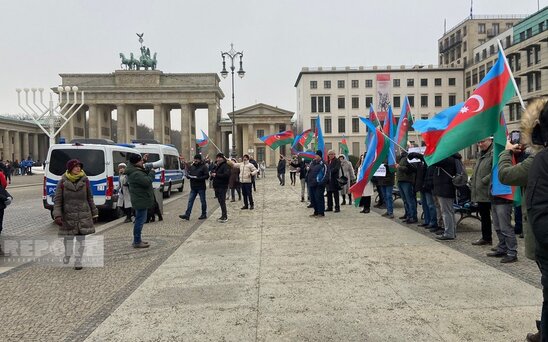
[{"xmin": 444, "ymin": 14, "xmax": 527, "ymax": 36}]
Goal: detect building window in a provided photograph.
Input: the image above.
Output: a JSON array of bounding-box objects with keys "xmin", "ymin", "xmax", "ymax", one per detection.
[
  {"xmin": 393, "ymin": 96, "xmax": 401, "ymax": 108},
  {"xmin": 352, "ymin": 142, "xmax": 360, "ymax": 156},
  {"xmin": 408, "ymin": 95, "xmax": 414, "ymax": 107},
  {"xmin": 337, "ymin": 80, "xmax": 345, "ymax": 89},
  {"xmin": 489, "ymin": 45, "xmax": 495, "ymax": 56},
  {"xmin": 365, "ymin": 80, "xmax": 373, "ymax": 88},
  {"xmin": 351, "ymin": 80, "xmax": 359, "ymax": 88},
  {"xmin": 420, "ymin": 78, "xmax": 428, "ymax": 87},
  {"xmin": 318, "ymin": 97, "xmax": 324, "ymax": 112},
  {"xmin": 338, "ymin": 97, "xmax": 345, "ymax": 109},
  {"xmin": 448, "ymin": 77, "xmax": 456, "ymax": 86},
  {"xmin": 482, "ymin": 49, "xmax": 487, "ymax": 59},
  {"xmin": 351, "ymin": 97, "xmax": 359, "ymax": 109},
  {"xmin": 325, "ymin": 142, "xmax": 332, "ymax": 151},
  {"xmin": 407, "ymin": 79, "xmax": 414, "ymax": 87},
  {"xmin": 421, "ymin": 95, "xmax": 428, "ymax": 107},
  {"xmin": 352, "ymin": 117, "xmax": 359, "ymax": 133},
  {"xmin": 493, "ymin": 23, "xmax": 499, "ymax": 35},
  {"xmin": 463, "ymin": 41, "xmax": 467, "ymax": 52},
  {"xmin": 434, "ymin": 78, "xmax": 442, "ymax": 86},
  {"xmin": 448, "ymin": 94, "xmax": 456, "ymax": 106},
  {"xmin": 311, "ymin": 96, "xmax": 317, "ymax": 113},
  {"xmin": 434, "ymin": 95, "xmax": 442, "ymax": 107},
  {"xmin": 310, "ymin": 81, "xmax": 317, "ymax": 89},
  {"xmin": 325, "ymin": 96, "xmax": 331, "ymax": 112},
  {"xmin": 527, "ymin": 28, "xmax": 532, "ymax": 38},
  {"xmin": 256, "ymin": 129, "xmax": 264, "ymax": 139},
  {"xmin": 338, "ymin": 117, "xmax": 345, "ymax": 133},
  {"xmin": 528, "ymin": 74, "xmax": 534, "ymax": 92},
  {"xmin": 463, "ymin": 26, "xmax": 467, "ymax": 36},
  {"xmin": 324, "ymin": 118, "xmax": 332, "ymax": 133},
  {"xmin": 540, "ymin": 22, "xmax": 545, "ymax": 32},
  {"xmin": 536, "ymin": 72, "xmax": 542, "ymax": 91},
  {"xmin": 312, "ymin": 96, "xmax": 331, "ymax": 113},
  {"xmin": 310, "ymin": 118, "xmax": 316, "ymax": 132},
  {"xmin": 393, "ymin": 79, "xmax": 400, "ymax": 87},
  {"xmin": 324, "ymin": 80, "xmax": 331, "ymax": 89},
  {"xmin": 365, "ymin": 96, "xmax": 373, "ymax": 108},
  {"xmin": 478, "ymin": 23, "xmax": 486, "ymax": 33}
]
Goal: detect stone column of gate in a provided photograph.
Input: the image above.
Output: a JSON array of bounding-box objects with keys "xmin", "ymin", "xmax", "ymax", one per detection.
[
  {"xmin": 127, "ymin": 106, "xmax": 137, "ymax": 141},
  {"xmin": 3, "ymin": 131, "xmax": 11, "ymax": 161},
  {"xmin": 32, "ymin": 134, "xmax": 39, "ymax": 160},
  {"xmin": 223, "ymin": 132, "xmax": 230, "ymax": 156},
  {"xmin": 163, "ymin": 106, "xmax": 171, "ymax": 144},
  {"xmin": 216, "ymin": 106, "xmax": 222, "ymax": 155},
  {"xmin": 153, "ymin": 104, "xmax": 164, "ymax": 143},
  {"xmin": 116, "ymin": 104, "xmax": 127, "ymax": 143},
  {"xmin": 265, "ymin": 124, "xmax": 279, "ymax": 166},
  {"xmin": 87, "ymin": 104, "xmax": 99, "ymax": 138},
  {"xmin": 13, "ymin": 132, "xmax": 20, "ymax": 162},
  {"xmin": 180, "ymin": 102, "xmax": 191, "ymax": 159},
  {"xmin": 207, "ymin": 103, "xmax": 218, "ymax": 153},
  {"xmin": 22, "ymin": 133, "xmax": 29, "ymax": 160},
  {"xmin": 190, "ymin": 105, "xmax": 196, "ymax": 155},
  {"xmin": 100, "ymin": 106, "xmax": 113, "ymax": 140}
]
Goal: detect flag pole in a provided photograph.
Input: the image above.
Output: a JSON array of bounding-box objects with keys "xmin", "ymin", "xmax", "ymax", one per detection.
[
  {"xmin": 497, "ymin": 39, "xmax": 526, "ymax": 110},
  {"xmin": 375, "ymin": 126, "xmax": 409, "ymax": 153},
  {"xmin": 208, "ymin": 139, "xmax": 222, "ymax": 154}
]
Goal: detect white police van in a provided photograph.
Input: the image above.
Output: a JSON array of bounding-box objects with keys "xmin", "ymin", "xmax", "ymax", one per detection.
[
  {"xmin": 43, "ymin": 139, "xmax": 141, "ymax": 219},
  {"xmin": 131, "ymin": 140, "xmax": 184, "ymax": 198}
]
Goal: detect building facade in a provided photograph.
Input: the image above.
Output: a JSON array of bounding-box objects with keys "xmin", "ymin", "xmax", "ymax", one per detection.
[
  {"xmin": 0, "ymin": 116, "xmax": 49, "ymax": 162},
  {"xmin": 294, "ymin": 66, "xmax": 464, "ymax": 157}
]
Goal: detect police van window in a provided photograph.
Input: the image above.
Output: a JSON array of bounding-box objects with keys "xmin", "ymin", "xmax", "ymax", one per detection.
[
  {"xmin": 146, "ymin": 153, "xmax": 161, "ymax": 163},
  {"xmin": 164, "ymin": 155, "xmax": 179, "ymax": 169},
  {"xmin": 49, "ymin": 149, "xmax": 105, "ymax": 176},
  {"xmin": 112, "ymin": 151, "xmax": 131, "ymax": 175}
]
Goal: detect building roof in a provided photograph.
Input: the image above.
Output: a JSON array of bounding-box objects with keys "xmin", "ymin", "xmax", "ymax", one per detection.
[{"xmin": 227, "ymin": 103, "xmax": 294, "ymax": 119}]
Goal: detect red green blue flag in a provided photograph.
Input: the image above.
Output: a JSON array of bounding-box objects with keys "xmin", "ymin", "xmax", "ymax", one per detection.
[
  {"xmin": 339, "ymin": 135, "xmax": 349, "ymax": 158},
  {"xmin": 395, "ymin": 96, "xmax": 413, "ymax": 148},
  {"xmin": 260, "ymin": 130, "xmax": 295, "ymax": 150},
  {"xmin": 383, "ymin": 105, "xmax": 396, "ymax": 171},
  {"xmin": 349, "ymin": 118, "xmax": 390, "ymax": 205},
  {"xmin": 292, "ymin": 129, "xmax": 314, "ymax": 151},
  {"xmin": 314, "ymin": 116, "xmax": 326, "ymax": 161},
  {"xmin": 297, "ymin": 150, "xmax": 316, "ymax": 160},
  {"xmin": 416, "ymin": 50, "xmax": 515, "ymax": 166},
  {"xmin": 196, "ymin": 130, "xmax": 209, "ymax": 147},
  {"xmin": 491, "ymin": 112, "xmax": 518, "ymax": 202}
]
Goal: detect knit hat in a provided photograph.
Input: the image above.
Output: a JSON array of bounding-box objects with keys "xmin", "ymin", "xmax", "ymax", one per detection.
[
  {"xmin": 216, "ymin": 152, "xmax": 225, "ymax": 158},
  {"xmin": 315, "ymin": 150, "xmax": 323, "ymax": 158},
  {"xmin": 194, "ymin": 154, "xmax": 202, "ymax": 160},
  {"xmin": 129, "ymin": 153, "xmax": 142, "ymax": 164},
  {"xmin": 118, "ymin": 163, "xmax": 127, "ymax": 168},
  {"xmin": 66, "ymin": 159, "xmax": 83, "ymax": 171}
]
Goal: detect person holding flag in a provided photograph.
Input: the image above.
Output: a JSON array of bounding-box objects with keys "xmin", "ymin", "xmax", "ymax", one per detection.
[
  {"xmin": 470, "ymin": 137, "xmax": 494, "ymax": 246},
  {"xmin": 306, "ymin": 150, "xmax": 328, "ymax": 217},
  {"xmin": 355, "ymin": 152, "xmax": 374, "ymax": 213}
]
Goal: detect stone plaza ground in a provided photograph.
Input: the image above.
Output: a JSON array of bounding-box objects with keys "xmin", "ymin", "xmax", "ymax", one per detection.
[{"xmin": 0, "ymin": 171, "xmax": 543, "ymax": 341}]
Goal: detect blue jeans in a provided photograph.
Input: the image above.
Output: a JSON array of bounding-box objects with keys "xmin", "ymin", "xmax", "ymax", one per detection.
[
  {"xmin": 133, "ymin": 208, "xmax": 148, "ymax": 244},
  {"xmin": 241, "ymin": 183, "xmax": 254, "ymax": 207},
  {"xmin": 185, "ymin": 188, "xmax": 207, "ymax": 217},
  {"xmin": 309, "ymin": 185, "xmax": 325, "ymax": 215},
  {"xmin": 421, "ymin": 191, "xmax": 438, "ymax": 227},
  {"xmin": 398, "ymin": 182, "xmax": 417, "ymax": 220},
  {"xmin": 381, "ymin": 186, "xmax": 394, "ymax": 215}
]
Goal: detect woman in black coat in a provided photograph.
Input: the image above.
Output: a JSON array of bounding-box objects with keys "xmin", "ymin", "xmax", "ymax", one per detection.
[{"xmin": 326, "ymin": 150, "xmax": 341, "ymax": 212}]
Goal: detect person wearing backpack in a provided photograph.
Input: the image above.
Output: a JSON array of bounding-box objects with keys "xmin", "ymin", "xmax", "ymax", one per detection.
[
  {"xmin": 306, "ymin": 150, "xmax": 327, "ymax": 217},
  {"xmin": 470, "ymin": 137, "xmax": 494, "ymax": 246}
]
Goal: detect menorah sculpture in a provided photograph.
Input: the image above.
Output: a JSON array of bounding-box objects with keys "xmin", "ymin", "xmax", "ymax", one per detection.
[{"xmin": 16, "ymin": 86, "xmax": 85, "ymax": 145}]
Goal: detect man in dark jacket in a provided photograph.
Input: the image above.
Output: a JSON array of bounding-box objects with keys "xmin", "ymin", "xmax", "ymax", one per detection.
[
  {"xmin": 326, "ymin": 150, "xmax": 341, "ymax": 212},
  {"xmin": 470, "ymin": 138, "xmax": 494, "ymax": 246},
  {"xmin": 378, "ymin": 162, "xmax": 395, "ymax": 218},
  {"xmin": 126, "ymin": 153, "xmax": 155, "ymax": 248},
  {"xmin": 307, "ymin": 151, "xmax": 327, "ymax": 217},
  {"xmin": 408, "ymin": 152, "xmax": 437, "ymax": 229},
  {"xmin": 179, "ymin": 154, "xmax": 209, "ymax": 221},
  {"xmin": 211, "ymin": 153, "xmax": 231, "ymax": 222},
  {"xmin": 396, "ymin": 152, "xmax": 418, "ymax": 223},
  {"xmin": 277, "ymin": 155, "xmax": 286, "ymax": 186},
  {"xmin": 299, "ymin": 158, "xmax": 309, "ymax": 202},
  {"xmin": 433, "ymin": 154, "xmax": 458, "ymax": 240},
  {"xmin": 249, "ymin": 156, "xmax": 258, "ymax": 191}
]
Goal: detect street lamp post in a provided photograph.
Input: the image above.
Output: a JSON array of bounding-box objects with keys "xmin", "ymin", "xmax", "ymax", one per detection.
[{"xmin": 221, "ymin": 43, "xmax": 245, "ymax": 158}]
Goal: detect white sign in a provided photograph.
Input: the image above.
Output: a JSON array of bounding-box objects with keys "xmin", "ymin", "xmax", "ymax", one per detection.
[
  {"xmin": 407, "ymin": 146, "xmax": 426, "ymax": 163},
  {"xmin": 374, "ymin": 164, "xmax": 386, "ymax": 177}
]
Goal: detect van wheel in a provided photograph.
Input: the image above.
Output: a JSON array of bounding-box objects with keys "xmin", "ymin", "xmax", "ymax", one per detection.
[
  {"xmin": 164, "ymin": 183, "xmax": 172, "ymax": 198},
  {"xmin": 178, "ymin": 182, "xmax": 184, "ymax": 192}
]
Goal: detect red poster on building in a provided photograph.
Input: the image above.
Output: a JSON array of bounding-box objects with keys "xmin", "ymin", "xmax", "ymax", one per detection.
[{"xmin": 376, "ymin": 74, "xmax": 391, "ymax": 121}]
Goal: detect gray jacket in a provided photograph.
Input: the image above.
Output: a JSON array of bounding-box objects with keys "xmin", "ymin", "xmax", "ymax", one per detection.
[{"xmin": 471, "ymin": 145, "xmax": 493, "ymax": 203}]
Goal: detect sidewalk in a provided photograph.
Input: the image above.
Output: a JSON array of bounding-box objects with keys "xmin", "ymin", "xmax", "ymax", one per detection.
[
  {"xmin": 7, "ymin": 173, "xmax": 42, "ymax": 188},
  {"xmin": 86, "ymin": 177, "xmax": 541, "ymax": 341}
]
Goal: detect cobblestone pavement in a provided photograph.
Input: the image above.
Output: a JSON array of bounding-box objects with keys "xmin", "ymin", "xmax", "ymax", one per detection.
[{"xmin": 0, "ymin": 173, "xmax": 542, "ymax": 341}]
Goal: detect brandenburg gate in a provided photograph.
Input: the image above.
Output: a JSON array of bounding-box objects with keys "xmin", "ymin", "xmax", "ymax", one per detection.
[{"xmin": 58, "ymin": 70, "xmax": 224, "ymax": 157}]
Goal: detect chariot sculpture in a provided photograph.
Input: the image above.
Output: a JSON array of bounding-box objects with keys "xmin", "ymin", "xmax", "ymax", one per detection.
[{"xmin": 119, "ymin": 33, "xmax": 158, "ymax": 70}]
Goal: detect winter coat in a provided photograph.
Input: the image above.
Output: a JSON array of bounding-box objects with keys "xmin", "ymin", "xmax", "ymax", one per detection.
[
  {"xmin": 306, "ymin": 159, "xmax": 327, "ymax": 187},
  {"xmin": 432, "ymin": 155, "xmax": 457, "ymax": 199},
  {"xmin": 126, "ymin": 164, "xmax": 156, "ymax": 210},
  {"xmin": 212, "ymin": 160, "xmax": 231, "ymax": 189},
  {"xmin": 376, "ymin": 164, "xmax": 395, "ymax": 187},
  {"xmin": 232, "ymin": 161, "xmax": 258, "ymax": 183},
  {"xmin": 289, "ymin": 160, "xmax": 299, "ymax": 173},
  {"xmin": 498, "ymin": 149, "xmax": 535, "ymax": 260},
  {"xmin": 277, "ymin": 159, "xmax": 286, "ymax": 173},
  {"xmin": 471, "ymin": 144, "xmax": 493, "ymax": 203},
  {"xmin": 527, "ymin": 148, "xmax": 548, "ymax": 263},
  {"xmin": 423, "ymin": 165, "xmax": 435, "ymax": 192},
  {"xmin": 356, "ymin": 166, "xmax": 374, "ymax": 197},
  {"xmin": 326, "ymin": 157, "xmax": 341, "ymax": 192},
  {"xmin": 228, "ymin": 166, "xmax": 240, "ymax": 189},
  {"xmin": 339, "ymin": 159, "xmax": 356, "ymax": 195},
  {"xmin": 396, "ymin": 154, "xmax": 416, "ymax": 184},
  {"xmin": 413, "ymin": 160, "xmax": 427, "ymax": 193},
  {"xmin": 117, "ymin": 174, "xmax": 132, "ymax": 208},
  {"xmin": 53, "ymin": 174, "xmax": 98, "ymax": 236},
  {"xmin": 187, "ymin": 161, "xmax": 209, "ymax": 190},
  {"xmin": 299, "ymin": 161, "xmax": 308, "ymax": 179}
]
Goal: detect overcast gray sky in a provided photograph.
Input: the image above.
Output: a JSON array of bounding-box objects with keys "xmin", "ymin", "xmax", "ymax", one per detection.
[{"xmin": 0, "ymin": 0, "xmax": 545, "ymax": 134}]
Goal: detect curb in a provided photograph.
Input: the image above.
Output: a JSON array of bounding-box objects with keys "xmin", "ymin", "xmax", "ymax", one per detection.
[{"xmin": 9, "ymin": 183, "xmax": 42, "ymax": 189}]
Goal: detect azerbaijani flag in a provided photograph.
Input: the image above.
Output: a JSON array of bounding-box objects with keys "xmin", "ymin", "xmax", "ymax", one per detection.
[
  {"xmin": 413, "ymin": 102, "xmax": 463, "ymax": 157},
  {"xmin": 298, "ymin": 150, "xmax": 316, "ymax": 160},
  {"xmin": 366, "ymin": 105, "xmax": 379, "ymax": 147},
  {"xmin": 339, "ymin": 135, "xmax": 349, "ymax": 158},
  {"xmin": 196, "ymin": 129, "xmax": 209, "ymax": 147},
  {"xmin": 491, "ymin": 112, "xmax": 515, "ymax": 200},
  {"xmin": 383, "ymin": 105, "xmax": 396, "ymax": 171},
  {"xmin": 349, "ymin": 118, "xmax": 390, "ymax": 205},
  {"xmin": 315, "ymin": 116, "xmax": 326, "ymax": 161},
  {"xmin": 419, "ymin": 50, "xmax": 515, "ymax": 166},
  {"xmin": 395, "ymin": 96, "xmax": 413, "ymax": 148},
  {"xmin": 292, "ymin": 129, "xmax": 314, "ymax": 150},
  {"xmin": 260, "ymin": 130, "xmax": 295, "ymax": 150}
]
